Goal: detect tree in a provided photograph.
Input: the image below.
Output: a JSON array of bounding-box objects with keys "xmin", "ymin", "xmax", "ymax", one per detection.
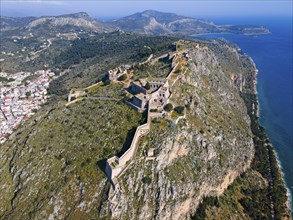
[
  {"xmin": 25, "ymin": 91, "xmax": 31, "ymax": 98},
  {"xmin": 174, "ymin": 106, "xmax": 184, "ymax": 115},
  {"xmin": 103, "ymin": 79, "xmax": 111, "ymax": 86},
  {"xmin": 144, "ymin": 81, "xmax": 151, "ymax": 90},
  {"xmin": 164, "ymin": 103, "xmax": 173, "ymax": 112},
  {"xmin": 118, "ymin": 74, "xmax": 127, "ymax": 81}
]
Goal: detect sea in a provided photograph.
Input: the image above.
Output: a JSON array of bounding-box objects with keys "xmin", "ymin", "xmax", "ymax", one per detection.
[{"xmin": 195, "ymin": 16, "xmax": 293, "ymax": 212}]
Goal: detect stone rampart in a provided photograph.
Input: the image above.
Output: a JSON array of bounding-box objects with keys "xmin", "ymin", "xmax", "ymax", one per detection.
[
  {"xmin": 105, "ymin": 104, "xmax": 151, "ymax": 180},
  {"xmin": 104, "ymin": 51, "xmax": 185, "ymax": 182},
  {"xmin": 119, "ymin": 123, "xmax": 149, "ymax": 165},
  {"xmin": 84, "ymin": 81, "xmax": 103, "ymax": 90}
]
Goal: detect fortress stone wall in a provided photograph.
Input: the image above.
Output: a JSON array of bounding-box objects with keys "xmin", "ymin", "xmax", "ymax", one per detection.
[
  {"xmin": 105, "ymin": 48, "xmax": 188, "ymax": 182},
  {"xmin": 105, "ymin": 105, "xmax": 152, "ymax": 180}
]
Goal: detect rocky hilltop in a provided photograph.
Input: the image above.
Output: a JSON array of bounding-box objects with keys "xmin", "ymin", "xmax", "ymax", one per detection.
[
  {"xmin": 0, "ymin": 12, "xmax": 113, "ymax": 36},
  {"xmin": 110, "ymin": 10, "xmax": 270, "ymax": 35},
  {"xmin": 102, "ymin": 41, "xmax": 255, "ymax": 219},
  {"xmin": 26, "ymin": 12, "xmax": 112, "ymax": 32},
  {"xmin": 0, "ymin": 39, "xmax": 262, "ymax": 219}
]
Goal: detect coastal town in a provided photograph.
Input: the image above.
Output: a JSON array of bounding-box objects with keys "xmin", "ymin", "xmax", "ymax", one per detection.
[{"xmin": 0, "ymin": 70, "xmax": 56, "ymax": 143}]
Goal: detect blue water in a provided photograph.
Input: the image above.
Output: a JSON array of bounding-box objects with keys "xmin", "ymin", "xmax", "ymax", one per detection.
[{"xmin": 195, "ymin": 16, "xmax": 293, "ymax": 211}]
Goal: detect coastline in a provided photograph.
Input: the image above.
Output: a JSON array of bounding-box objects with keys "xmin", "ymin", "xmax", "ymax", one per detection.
[
  {"xmin": 192, "ymin": 31, "xmax": 271, "ymax": 38},
  {"xmin": 258, "ymin": 100, "xmax": 292, "ymax": 216},
  {"xmin": 191, "ymin": 32, "xmax": 231, "ymax": 37},
  {"xmin": 274, "ymin": 147, "xmax": 293, "ymax": 213},
  {"xmin": 251, "ymin": 54, "xmax": 292, "ymax": 215},
  {"xmin": 250, "ymin": 55, "xmax": 292, "ymax": 217}
]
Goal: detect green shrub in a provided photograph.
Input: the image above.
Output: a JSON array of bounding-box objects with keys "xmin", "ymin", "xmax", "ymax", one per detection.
[
  {"xmin": 142, "ymin": 176, "xmax": 152, "ymax": 185},
  {"xmin": 144, "ymin": 82, "xmax": 151, "ymax": 90},
  {"xmin": 118, "ymin": 74, "xmax": 127, "ymax": 81},
  {"xmin": 174, "ymin": 106, "xmax": 184, "ymax": 115},
  {"xmin": 152, "ymin": 118, "xmax": 161, "ymax": 123},
  {"xmin": 164, "ymin": 103, "xmax": 173, "ymax": 112}
]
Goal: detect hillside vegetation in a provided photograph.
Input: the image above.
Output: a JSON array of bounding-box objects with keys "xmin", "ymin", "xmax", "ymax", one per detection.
[
  {"xmin": 0, "ymin": 99, "xmax": 143, "ymax": 219},
  {"xmin": 48, "ymin": 32, "xmax": 177, "ymax": 98},
  {"xmin": 0, "ymin": 15, "xmax": 289, "ymax": 219}
]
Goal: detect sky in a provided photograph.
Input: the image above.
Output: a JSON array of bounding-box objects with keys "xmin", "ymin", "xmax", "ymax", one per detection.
[{"xmin": 1, "ymin": 0, "xmax": 292, "ymax": 20}]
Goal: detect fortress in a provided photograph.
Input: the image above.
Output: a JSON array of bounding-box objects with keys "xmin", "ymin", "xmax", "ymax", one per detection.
[
  {"xmin": 105, "ymin": 50, "xmax": 189, "ymax": 184},
  {"xmin": 65, "ymin": 42, "xmax": 191, "ymax": 186},
  {"xmin": 105, "ymin": 77, "xmax": 170, "ymax": 183}
]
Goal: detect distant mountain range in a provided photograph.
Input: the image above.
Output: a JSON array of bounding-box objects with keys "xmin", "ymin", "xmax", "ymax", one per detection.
[
  {"xmin": 1, "ymin": 10, "xmax": 270, "ymax": 36},
  {"xmin": 0, "ymin": 12, "xmax": 111, "ymax": 33}
]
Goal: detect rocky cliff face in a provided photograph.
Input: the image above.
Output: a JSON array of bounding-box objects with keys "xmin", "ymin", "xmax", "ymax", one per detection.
[
  {"xmin": 0, "ymin": 40, "xmax": 256, "ymax": 219},
  {"xmin": 100, "ymin": 41, "xmax": 255, "ymax": 219}
]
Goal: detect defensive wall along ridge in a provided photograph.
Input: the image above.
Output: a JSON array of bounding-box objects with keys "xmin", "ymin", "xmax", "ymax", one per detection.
[
  {"xmin": 104, "ymin": 51, "xmax": 188, "ymax": 182},
  {"xmin": 63, "ymin": 43, "xmax": 190, "ymax": 185},
  {"xmin": 105, "ymin": 100, "xmax": 152, "ymax": 181}
]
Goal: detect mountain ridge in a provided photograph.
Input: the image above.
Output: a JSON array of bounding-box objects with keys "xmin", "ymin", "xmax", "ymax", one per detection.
[{"xmin": 1, "ymin": 10, "xmax": 270, "ymax": 35}]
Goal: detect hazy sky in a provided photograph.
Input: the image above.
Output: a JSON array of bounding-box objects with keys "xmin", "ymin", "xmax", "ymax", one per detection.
[{"xmin": 1, "ymin": 1, "xmax": 292, "ymax": 20}]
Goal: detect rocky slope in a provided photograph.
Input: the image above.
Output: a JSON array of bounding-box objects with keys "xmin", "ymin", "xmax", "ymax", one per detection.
[
  {"xmin": 0, "ymin": 39, "xmax": 258, "ymax": 219},
  {"xmin": 110, "ymin": 10, "xmax": 217, "ymax": 35},
  {"xmin": 0, "ymin": 99, "xmax": 143, "ymax": 219},
  {"xmin": 110, "ymin": 10, "xmax": 270, "ymax": 35},
  {"xmin": 0, "ymin": 16, "xmax": 36, "ymax": 30},
  {"xmin": 100, "ymin": 41, "xmax": 255, "ymax": 219},
  {"xmin": 0, "ymin": 12, "xmax": 113, "ymax": 37},
  {"xmin": 26, "ymin": 12, "xmax": 112, "ymax": 32}
]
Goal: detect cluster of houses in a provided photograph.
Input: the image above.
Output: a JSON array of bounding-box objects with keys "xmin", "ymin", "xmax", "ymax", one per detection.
[{"xmin": 0, "ymin": 70, "xmax": 56, "ymax": 143}]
